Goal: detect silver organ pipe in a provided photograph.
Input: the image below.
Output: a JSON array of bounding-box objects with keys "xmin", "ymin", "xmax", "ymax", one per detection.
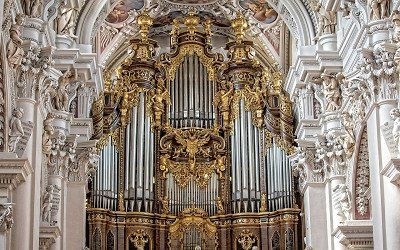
[
  {"xmin": 124, "ymin": 93, "xmax": 154, "ymax": 212},
  {"xmin": 264, "ymin": 139, "xmax": 293, "ymax": 211},
  {"xmin": 169, "ymin": 55, "xmax": 214, "ymax": 128},
  {"xmin": 93, "ymin": 137, "xmax": 119, "ymax": 210},
  {"xmin": 230, "ymin": 100, "xmax": 293, "ymax": 213}
]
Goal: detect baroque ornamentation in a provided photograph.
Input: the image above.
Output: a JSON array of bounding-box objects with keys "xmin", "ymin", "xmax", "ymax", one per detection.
[
  {"xmin": 130, "ymin": 230, "xmax": 149, "ymax": 250},
  {"xmin": 8, "ymin": 108, "xmax": 24, "ymax": 153},
  {"xmin": 159, "ymin": 127, "xmax": 225, "ymax": 187},
  {"xmin": 355, "ymin": 129, "xmax": 371, "ymax": 219},
  {"xmin": 316, "ymin": 72, "xmax": 344, "ymax": 112},
  {"xmin": 310, "ymin": 0, "xmax": 336, "ymax": 39},
  {"xmin": 55, "ymin": 0, "xmax": 78, "ymax": 37},
  {"xmin": 0, "ymin": 203, "xmax": 13, "ymax": 232},
  {"xmin": 21, "ymin": 0, "xmax": 44, "ymax": 18},
  {"xmin": 7, "ymin": 14, "xmax": 25, "ymax": 69},
  {"xmin": 238, "ymin": 230, "xmax": 257, "ymax": 250},
  {"xmin": 333, "ymin": 184, "xmax": 352, "ymax": 221},
  {"xmin": 368, "ymin": 0, "xmax": 389, "ymax": 20},
  {"xmin": 41, "ymin": 184, "xmax": 61, "ymax": 225},
  {"xmin": 0, "ymin": 51, "xmax": 4, "ymax": 151}
]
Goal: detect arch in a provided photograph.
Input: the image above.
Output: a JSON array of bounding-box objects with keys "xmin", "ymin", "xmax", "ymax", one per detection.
[{"xmin": 75, "ymin": 0, "xmax": 316, "ymax": 48}]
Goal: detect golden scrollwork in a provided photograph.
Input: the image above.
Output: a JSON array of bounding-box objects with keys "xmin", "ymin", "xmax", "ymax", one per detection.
[
  {"xmin": 159, "ymin": 127, "xmax": 226, "ymax": 187},
  {"xmin": 169, "ymin": 206, "xmax": 218, "ymax": 249},
  {"xmin": 167, "ymin": 44, "xmax": 216, "ymax": 81},
  {"xmin": 130, "ymin": 229, "xmax": 149, "ymax": 249},
  {"xmin": 238, "ymin": 230, "xmax": 257, "ymax": 250}
]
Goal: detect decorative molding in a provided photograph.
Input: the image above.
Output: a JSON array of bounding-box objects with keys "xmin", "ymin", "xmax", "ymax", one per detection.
[
  {"xmin": 0, "ymin": 154, "xmax": 32, "ymax": 190},
  {"xmin": 333, "ymin": 220, "xmax": 373, "ymax": 249},
  {"xmin": 381, "ymin": 158, "xmax": 400, "ymax": 187}
]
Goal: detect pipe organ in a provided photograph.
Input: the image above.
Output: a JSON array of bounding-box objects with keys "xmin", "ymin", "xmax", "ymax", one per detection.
[{"xmin": 89, "ymin": 12, "xmax": 300, "ymax": 250}]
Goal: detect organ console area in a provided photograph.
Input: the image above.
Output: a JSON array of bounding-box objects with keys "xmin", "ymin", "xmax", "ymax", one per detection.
[{"xmin": 89, "ymin": 11, "xmax": 300, "ymax": 250}]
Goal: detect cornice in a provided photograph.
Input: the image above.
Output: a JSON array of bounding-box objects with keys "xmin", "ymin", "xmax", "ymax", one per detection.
[{"xmin": 0, "ymin": 154, "xmax": 32, "ymax": 190}]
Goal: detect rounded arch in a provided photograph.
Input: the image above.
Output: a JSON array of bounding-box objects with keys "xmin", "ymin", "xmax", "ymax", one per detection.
[
  {"xmin": 75, "ymin": 0, "xmax": 316, "ymax": 48},
  {"xmin": 266, "ymin": 0, "xmax": 315, "ymax": 46}
]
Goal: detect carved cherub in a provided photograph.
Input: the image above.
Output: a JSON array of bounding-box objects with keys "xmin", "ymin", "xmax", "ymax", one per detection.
[
  {"xmin": 320, "ymin": 73, "xmax": 341, "ymax": 112},
  {"xmin": 335, "ymin": 184, "xmax": 352, "ymax": 221}
]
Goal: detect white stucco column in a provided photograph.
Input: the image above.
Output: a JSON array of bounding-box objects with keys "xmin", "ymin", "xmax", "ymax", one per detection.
[
  {"xmin": 12, "ymin": 98, "xmax": 36, "ymax": 250},
  {"xmin": 66, "ymin": 181, "xmax": 86, "ymax": 249},
  {"xmin": 303, "ymin": 182, "xmax": 328, "ymax": 249},
  {"xmin": 367, "ymin": 100, "xmax": 400, "ymax": 250}
]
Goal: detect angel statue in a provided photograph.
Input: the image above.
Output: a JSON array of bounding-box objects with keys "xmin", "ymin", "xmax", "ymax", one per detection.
[
  {"xmin": 53, "ymin": 70, "xmax": 72, "ymax": 111},
  {"xmin": 149, "ymin": 77, "xmax": 171, "ymax": 129},
  {"xmin": 368, "ymin": 0, "xmax": 389, "ymax": 20},
  {"xmin": 22, "ymin": 0, "xmax": 43, "ymax": 18},
  {"xmin": 7, "ymin": 14, "xmax": 25, "ymax": 69},
  {"xmin": 214, "ymin": 81, "xmax": 234, "ymax": 130},
  {"xmin": 8, "ymin": 108, "xmax": 24, "ymax": 153},
  {"xmin": 56, "ymin": 0, "xmax": 79, "ymax": 38}
]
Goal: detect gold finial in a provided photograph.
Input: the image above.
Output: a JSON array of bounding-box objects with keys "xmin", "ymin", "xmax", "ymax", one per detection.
[
  {"xmin": 137, "ymin": 10, "xmax": 153, "ymax": 41},
  {"xmin": 231, "ymin": 13, "xmax": 248, "ymax": 43},
  {"xmin": 184, "ymin": 11, "xmax": 200, "ymax": 35}
]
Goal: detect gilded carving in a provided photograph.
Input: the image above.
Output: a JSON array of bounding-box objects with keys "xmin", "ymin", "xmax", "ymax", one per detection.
[{"xmin": 238, "ymin": 230, "xmax": 257, "ymax": 250}]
